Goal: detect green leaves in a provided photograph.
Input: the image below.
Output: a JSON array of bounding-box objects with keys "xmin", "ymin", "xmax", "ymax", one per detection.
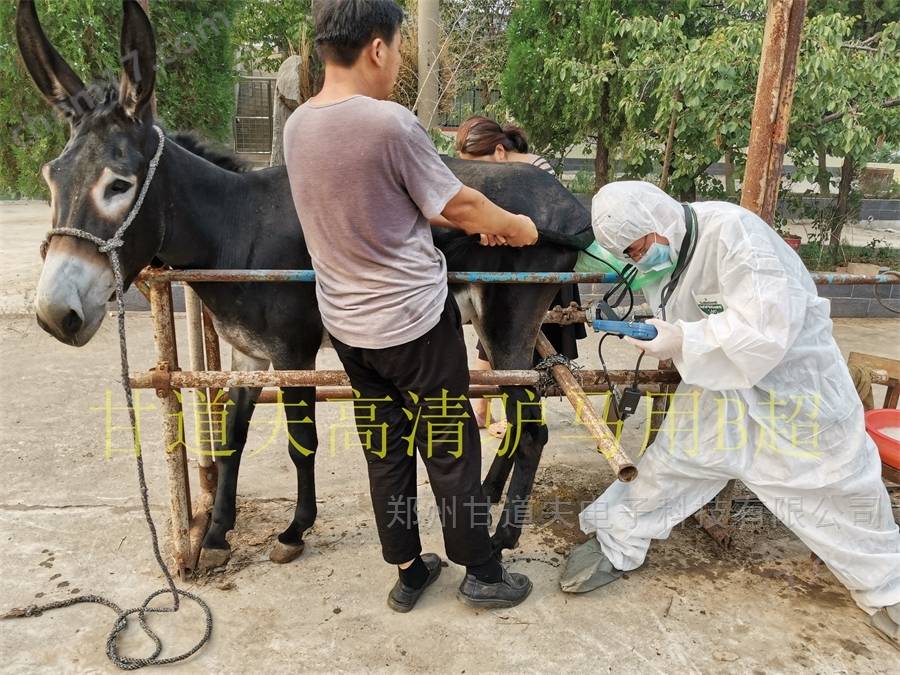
[
  {"xmin": 232, "ymin": 0, "xmax": 310, "ymax": 73},
  {"xmin": 0, "ymin": 0, "xmax": 240, "ymax": 198},
  {"xmin": 791, "ymin": 13, "xmax": 900, "ymax": 173},
  {"xmin": 501, "ymin": 0, "xmax": 897, "ymax": 200},
  {"xmin": 501, "ymin": 0, "xmax": 691, "ymax": 183}
]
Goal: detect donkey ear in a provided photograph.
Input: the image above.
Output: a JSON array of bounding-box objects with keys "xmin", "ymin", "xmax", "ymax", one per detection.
[
  {"xmin": 16, "ymin": 0, "xmax": 88, "ymax": 119},
  {"xmin": 118, "ymin": 0, "xmax": 156, "ymax": 121}
]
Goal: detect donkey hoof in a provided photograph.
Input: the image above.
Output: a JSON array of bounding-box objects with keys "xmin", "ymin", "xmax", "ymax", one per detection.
[
  {"xmin": 198, "ymin": 546, "xmax": 232, "ymax": 571},
  {"xmin": 270, "ymin": 540, "xmax": 305, "ymax": 564}
]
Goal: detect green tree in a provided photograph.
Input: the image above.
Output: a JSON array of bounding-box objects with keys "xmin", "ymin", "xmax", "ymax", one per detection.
[
  {"xmin": 501, "ymin": 0, "xmax": 697, "ymax": 189},
  {"xmin": 437, "ymin": 0, "xmax": 513, "ymax": 120},
  {"xmin": 616, "ymin": 0, "xmax": 898, "ymax": 219},
  {"xmin": 618, "ymin": 6, "xmax": 764, "ymax": 200},
  {"xmin": 0, "ymin": 0, "xmax": 239, "ymax": 198},
  {"xmin": 502, "ymin": 0, "xmax": 618, "ymax": 188},
  {"xmin": 789, "ymin": 11, "xmax": 900, "ymax": 251},
  {"xmin": 232, "ymin": 0, "xmax": 311, "ymax": 73}
]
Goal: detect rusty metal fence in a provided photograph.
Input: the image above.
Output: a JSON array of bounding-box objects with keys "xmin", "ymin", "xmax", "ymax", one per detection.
[{"xmin": 131, "ymin": 267, "xmax": 900, "ymax": 577}]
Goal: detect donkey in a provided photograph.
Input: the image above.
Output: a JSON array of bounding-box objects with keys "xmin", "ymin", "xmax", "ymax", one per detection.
[{"xmin": 17, "ymin": 0, "xmax": 592, "ymax": 569}]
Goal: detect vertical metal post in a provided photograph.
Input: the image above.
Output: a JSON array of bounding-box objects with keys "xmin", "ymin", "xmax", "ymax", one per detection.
[
  {"xmin": 149, "ymin": 280, "xmax": 192, "ymax": 577},
  {"xmin": 417, "ymin": 0, "xmax": 440, "ymax": 129},
  {"xmin": 184, "ymin": 287, "xmax": 217, "ymax": 511},
  {"xmin": 201, "ymin": 308, "xmax": 222, "ymax": 496},
  {"xmin": 694, "ymin": 0, "xmax": 807, "ymax": 548},
  {"xmin": 741, "ymin": 0, "xmax": 807, "ymax": 223}
]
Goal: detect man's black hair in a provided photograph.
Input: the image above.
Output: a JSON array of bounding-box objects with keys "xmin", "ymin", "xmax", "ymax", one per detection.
[{"xmin": 314, "ymin": 0, "xmax": 405, "ymax": 67}]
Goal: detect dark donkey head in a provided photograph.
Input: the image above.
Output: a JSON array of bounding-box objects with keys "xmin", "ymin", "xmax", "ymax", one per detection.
[{"xmin": 17, "ymin": 0, "xmax": 162, "ymax": 346}]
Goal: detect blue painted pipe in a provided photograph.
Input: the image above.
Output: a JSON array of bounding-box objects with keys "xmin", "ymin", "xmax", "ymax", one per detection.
[{"xmin": 141, "ymin": 269, "xmax": 899, "ymax": 285}]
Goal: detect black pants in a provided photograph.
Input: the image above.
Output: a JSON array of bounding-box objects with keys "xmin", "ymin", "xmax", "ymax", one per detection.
[{"xmin": 330, "ymin": 294, "xmax": 493, "ymax": 566}]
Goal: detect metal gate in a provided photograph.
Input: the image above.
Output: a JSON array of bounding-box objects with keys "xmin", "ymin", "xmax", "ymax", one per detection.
[{"xmin": 233, "ymin": 76, "xmax": 275, "ymax": 159}]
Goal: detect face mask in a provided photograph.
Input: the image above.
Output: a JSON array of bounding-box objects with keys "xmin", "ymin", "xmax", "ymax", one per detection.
[{"xmin": 634, "ymin": 242, "xmax": 673, "ymax": 273}]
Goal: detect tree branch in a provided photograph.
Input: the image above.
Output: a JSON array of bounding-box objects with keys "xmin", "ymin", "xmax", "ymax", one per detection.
[
  {"xmin": 841, "ymin": 31, "xmax": 883, "ymax": 52},
  {"xmin": 814, "ymin": 98, "xmax": 900, "ymax": 128},
  {"xmin": 860, "ymin": 33, "xmax": 882, "ymax": 46}
]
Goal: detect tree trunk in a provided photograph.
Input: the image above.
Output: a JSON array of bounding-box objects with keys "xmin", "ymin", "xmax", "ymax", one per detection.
[
  {"xmin": 724, "ymin": 149, "xmax": 736, "ymax": 197},
  {"xmin": 679, "ymin": 181, "xmax": 697, "ymax": 203},
  {"xmin": 659, "ymin": 91, "xmax": 681, "ymax": 193},
  {"xmin": 829, "ymin": 155, "xmax": 855, "ymax": 255},
  {"xmin": 594, "ymin": 138, "xmax": 610, "ymax": 190},
  {"xmin": 594, "ymin": 83, "xmax": 612, "ymax": 190},
  {"xmin": 816, "ymin": 144, "xmax": 831, "ymax": 195}
]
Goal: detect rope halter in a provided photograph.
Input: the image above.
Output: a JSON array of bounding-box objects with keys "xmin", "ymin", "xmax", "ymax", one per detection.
[{"xmin": 17, "ymin": 126, "xmax": 215, "ymax": 669}]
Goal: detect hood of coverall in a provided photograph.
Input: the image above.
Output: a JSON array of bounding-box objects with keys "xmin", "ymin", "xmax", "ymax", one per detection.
[{"xmin": 591, "ymin": 181, "xmax": 687, "ymax": 263}]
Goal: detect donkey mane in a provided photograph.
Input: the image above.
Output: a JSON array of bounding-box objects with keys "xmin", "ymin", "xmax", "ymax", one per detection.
[{"xmin": 170, "ymin": 133, "xmax": 251, "ymax": 174}]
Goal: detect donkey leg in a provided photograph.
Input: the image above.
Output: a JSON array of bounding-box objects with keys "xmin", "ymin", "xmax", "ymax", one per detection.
[
  {"xmin": 199, "ymin": 350, "xmax": 268, "ymax": 570},
  {"xmin": 270, "ymin": 385, "xmax": 319, "ymax": 564},
  {"xmin": 473, "ymin": 282, "xmax": 559, "ymax": 556},
  {"xmin": 483, "ymin": 444, "xmax": 515, "ymax": 504},
  {"xmin": 490, "ymin": 386, "xmax": 548, "ymax": 557}
]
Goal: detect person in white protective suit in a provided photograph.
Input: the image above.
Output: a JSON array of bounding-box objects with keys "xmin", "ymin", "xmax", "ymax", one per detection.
[{"xmin": 560, "ymin": 181, "xmax": 900, "ymax": 643}]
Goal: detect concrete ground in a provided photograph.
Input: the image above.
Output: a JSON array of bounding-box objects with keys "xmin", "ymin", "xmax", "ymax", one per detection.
[{"xmin": 1, "ymin": 200, "xmax": 900, "ymax": 673}]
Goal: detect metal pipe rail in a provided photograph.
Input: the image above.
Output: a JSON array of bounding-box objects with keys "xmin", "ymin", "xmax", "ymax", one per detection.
[
  {"xmin": 244, "ymin": 382, "xmax": 672, "ymax": 404},
  {"xmin": 136, "ymin": 265, "xmax": 897, "ymax": 576},
  {"xmin": 140, "ymin": 268, "xmax": 900, "ymax": 285},
  {"xmin": 130, "ymin": 367, "xmax": 682, "ymax": 391}
]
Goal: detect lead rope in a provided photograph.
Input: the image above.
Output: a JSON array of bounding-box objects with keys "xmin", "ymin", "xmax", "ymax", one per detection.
[{"xmin": 5, "ymin": 126, "xmax": 213, "ymax": 670}]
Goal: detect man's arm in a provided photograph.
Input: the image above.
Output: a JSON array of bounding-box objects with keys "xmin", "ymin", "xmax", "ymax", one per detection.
[
  {"xmin": 429, "ymin": 212, "xmax": 507, "ymax": 246},
  {"xmin": 437, "ymin": 186, "xmax": 538, "ymax": 247},
  {"xmin": 387, "ymin": 111, "xmax": 536, "ymax": 247}
]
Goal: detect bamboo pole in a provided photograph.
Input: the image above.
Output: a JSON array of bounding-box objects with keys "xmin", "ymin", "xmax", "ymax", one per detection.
[{"xmin": 534, "ymin": 333, "xmax": 637, "ymax": 482}]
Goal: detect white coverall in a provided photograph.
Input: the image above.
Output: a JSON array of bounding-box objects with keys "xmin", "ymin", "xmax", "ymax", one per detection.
[{"xmin": 581, "ymin": 181, "xmax": 900, "ymax": 614}]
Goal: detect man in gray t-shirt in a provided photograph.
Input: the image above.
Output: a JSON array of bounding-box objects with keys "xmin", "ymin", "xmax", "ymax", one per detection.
[
  {"xmin": 284, "ymin": 0, "xmax": 537, "ymax": 612},
  {"xmin": 285, "ymin": 95, "xmax": 459, "ymax": 348}
]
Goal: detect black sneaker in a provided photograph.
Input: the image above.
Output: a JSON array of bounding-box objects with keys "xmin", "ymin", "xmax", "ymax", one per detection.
[
  {"xmin": 457, "ymin": 568, "xmax": 532, "ymax": 609},
  {"xmin": 387, "ymin": 553, "xmax": 443, "ymax": 613}
]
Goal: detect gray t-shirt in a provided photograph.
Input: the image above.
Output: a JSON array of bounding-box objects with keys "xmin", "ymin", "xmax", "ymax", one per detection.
[{"xmin": 284, "ymin": 96, "xmax": 463, "ymax": 349}]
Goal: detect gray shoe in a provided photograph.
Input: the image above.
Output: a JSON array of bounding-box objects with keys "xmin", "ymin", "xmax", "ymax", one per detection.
[
  {"xmin": 387, "ymin": 553, "xmax": 442, "ymax": 613},
  {"xmin": 870, "ymin": 602, "xmax": 899, "ymax": 644},
  {"xmin": 559, "ymin": 538, "xmax": 623, "ymax": 593},
  {"xmin": 457, "ymin": 568, "xmax": 533, "ymax": 609}
]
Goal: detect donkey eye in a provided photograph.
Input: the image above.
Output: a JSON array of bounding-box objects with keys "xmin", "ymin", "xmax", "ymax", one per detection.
[{"xmin": 108, "ymin": 179, "xmax": 132, "ymax": 196}]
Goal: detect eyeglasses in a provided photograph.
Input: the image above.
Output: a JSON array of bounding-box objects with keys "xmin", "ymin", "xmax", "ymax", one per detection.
[{"xmin": 624, "ymin": 234, "xmax": 653, "ymax": 261}]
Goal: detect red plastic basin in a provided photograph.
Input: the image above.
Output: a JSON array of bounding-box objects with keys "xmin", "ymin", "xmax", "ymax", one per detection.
[{"xmin": 865, "ymin": 408, "xmax": 900, "ymax": 470}]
